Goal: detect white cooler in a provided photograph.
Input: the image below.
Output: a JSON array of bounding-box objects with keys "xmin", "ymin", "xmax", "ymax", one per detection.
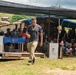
[{"xmin": 49, "ymin": 43, "xmax": 58, "ymax": 59}]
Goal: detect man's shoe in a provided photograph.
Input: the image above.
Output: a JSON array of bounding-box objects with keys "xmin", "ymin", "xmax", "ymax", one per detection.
[
  {"xmin": 32, "ymin": 58, "xmax": 35, "ymax": 64},
  {"xmin": 27, "ymin": 60, "xmax": 32, "ymax": 65},
  {"xmin": 27, "ymin": 62, "xmax": 32, "ymax": 65}
]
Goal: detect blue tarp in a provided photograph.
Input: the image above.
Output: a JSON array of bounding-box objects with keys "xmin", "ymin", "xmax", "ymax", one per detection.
[
  {"xmin": 3, "ymin": 37, "xmax": 25, "ymax": 44},
  {"xmin": 24, "ymin": 18, "xmax": 32, "ymax": 24},
  {"xmin": 61, "ymin": 19, "xmax": 76, "ymax": 28},
  {"xmin": 24, "ymin": 16, "xmax": 50, "ymax": 23}
]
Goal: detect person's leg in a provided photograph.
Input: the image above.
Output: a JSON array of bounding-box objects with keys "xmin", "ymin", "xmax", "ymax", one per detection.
[
  {"xmin": 27, "ymin": 42, "xmax": 32, "ymax": 59},
  {"xmin": 30, "ymin": 41, "xmax": 38, "ymax": 64},
  {"xmin": 27, "ymin": 42, "xmax": 33, "ymax": 65},
  {"xmin": 27, "ymin": 41, "xmax": 38, "ymax": 64}
]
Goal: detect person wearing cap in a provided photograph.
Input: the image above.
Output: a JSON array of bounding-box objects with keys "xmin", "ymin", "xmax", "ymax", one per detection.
[
  {"xmin": 5, "ymin": 28, "xmax": 11, "ymax": 37},
  {"xmin": 26, "ymin": 17, "xmax": 43, "ymax": 65},
  {"xmin": 73, "ymin": 43, "xmax": 76, "ymax": 55}
]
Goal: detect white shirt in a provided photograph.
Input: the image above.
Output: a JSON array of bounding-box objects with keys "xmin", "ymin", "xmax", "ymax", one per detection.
[{"xmin": 66, "ymin": 48, "xmax": 72, "ymax": 53}]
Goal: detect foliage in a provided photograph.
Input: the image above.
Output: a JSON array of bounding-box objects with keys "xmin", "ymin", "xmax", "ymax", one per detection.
[{"xmin": 11, "ymin": 15, "xmax": 33, "ymax": 23}]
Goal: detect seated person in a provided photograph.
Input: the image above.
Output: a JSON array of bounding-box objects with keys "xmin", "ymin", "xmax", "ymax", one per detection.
[
  {"xmin": 62, "ymin": 45, "xmax": 66, "ymax": 56},
  {"xmin": 66, "ymin": 43, "xmax": 73, "ymax": 56},
  {"xmin": 73, "ymin": 43, "xmax": 76, "ymax": 55},
  {"xmin": 20, "ymin": 28, "xmax": 26, "ymax": 39}
]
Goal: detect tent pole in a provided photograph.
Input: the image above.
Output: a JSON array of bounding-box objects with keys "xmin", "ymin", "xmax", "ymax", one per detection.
[
  {"xmin": 48, "ymin": 11, "xmax": 50, "ymax": 42},
  {"xmin": 57, "ymin": 18, "xmax": 60, "ymax": 43},
  {"xmin": 57, "ymin": 17, "xmax": 63, "ymax": 59}
]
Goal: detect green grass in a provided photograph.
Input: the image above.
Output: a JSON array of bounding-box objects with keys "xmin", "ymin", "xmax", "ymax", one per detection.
[
  {"xmin": 0, "ymin": 57, "xmax": 76, "ymax": 75},
  {"xmin": 0, "ymin": 13, "xmax": 14, "ymax": 25},
  {"xmin": 0, "ymin": 13, "xmax": 14, "ymax": 20}
]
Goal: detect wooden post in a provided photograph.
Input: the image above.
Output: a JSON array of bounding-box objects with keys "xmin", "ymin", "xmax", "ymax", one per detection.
[
  {"xmin": 60, "ymin": 45, "xmax": 62, "ymax": 59},
  {"xmin": 18, "ymin": 44, "xmax": 20, "ymax": 52},
  {"xmin": 20, "ymin": 43, "xmax": 22, "ymax": 52},
  {"xmin": 22, "ymin": 44, "xmax": 24, "ymax": 52},
  {"xmin": 3, "ymin": 44, "xmax": 4, "ymax": 52}
]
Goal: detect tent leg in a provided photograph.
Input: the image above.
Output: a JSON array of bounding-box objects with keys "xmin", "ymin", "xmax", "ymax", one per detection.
[
  {"xmin": 57, "ymin": 18, "xmax": 60, "ymax": 43},
  {"xmin": 57, "ymin": 18, "xmax": 63, "ymax": 59},
  {"xmin": 48, "ymin": 12, "xmax": 50, "ymax": 42}
]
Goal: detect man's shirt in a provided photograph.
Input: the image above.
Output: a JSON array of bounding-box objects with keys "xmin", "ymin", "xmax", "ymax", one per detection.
[{"xmin": 27, "ymin": 24, "xmax": 42, "ymax": 42}]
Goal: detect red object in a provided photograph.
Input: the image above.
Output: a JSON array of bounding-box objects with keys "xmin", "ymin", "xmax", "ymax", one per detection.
[{"xmin": 20, "ymin": 33, "xmax": 26, "ymax": 38}]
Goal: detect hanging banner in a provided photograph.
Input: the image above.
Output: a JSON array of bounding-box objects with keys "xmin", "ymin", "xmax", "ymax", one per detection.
[{"xmin": 3, "ymin": 37, "xmax": 25, "ymax": 44}]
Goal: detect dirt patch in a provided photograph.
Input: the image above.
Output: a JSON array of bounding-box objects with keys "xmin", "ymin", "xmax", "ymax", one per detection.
[{"xmin": 43, "ymin": 68, "xmax": 76, "ymax": 75}]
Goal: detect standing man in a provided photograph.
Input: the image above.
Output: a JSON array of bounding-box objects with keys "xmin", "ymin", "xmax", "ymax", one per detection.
[
  {"xmin": 26, "ymin": 17, "xmax": 43, "ymax": 65},
  {"xmin": 40, "ymin": 23, "xmax": 48, "ymax": 53}
]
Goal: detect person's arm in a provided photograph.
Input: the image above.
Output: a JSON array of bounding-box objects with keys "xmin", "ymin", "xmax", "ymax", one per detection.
[
  {"xmin": 39, "ymin": 32, "xmax": 43, "ymax": 46},
  {"xmin": 39, "ymin": 27, "xmax": 43, "ymax": 47}
]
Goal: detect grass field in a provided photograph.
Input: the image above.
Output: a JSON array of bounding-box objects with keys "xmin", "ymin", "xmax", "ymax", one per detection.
[
  {"xmin": 0, "ymin": 13, "xmax": 14, "ymax": 20},
  {"xmin": 0, "ymin": 13, "xmax": 14, "ymax": 25},
  {"xmin": 0, "ymin": 57, "xmax": 76, "ymax": 75}
]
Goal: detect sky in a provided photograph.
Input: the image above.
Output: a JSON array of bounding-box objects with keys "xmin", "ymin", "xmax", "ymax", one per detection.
[{"xmin": 2, "ymin": 0, "xmax": 76, "ymax": 9}]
